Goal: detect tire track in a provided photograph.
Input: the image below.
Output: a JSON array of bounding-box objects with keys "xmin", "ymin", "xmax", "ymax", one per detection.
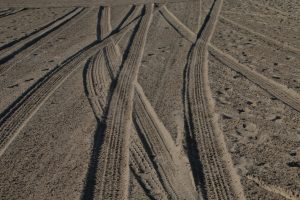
[
  {"xmin": 90, "ymin": 5, "xmax": 153, "ymax": 199},
  {"xmin": 183, "ymin": 0, "xmax": 245, "ymax": 199},
  {"xmin": 85, "ymin": 50, "xmax": 111, "ymax": 120},
  {"xmin": 0, "ymin": 16, "xmax": 139, "ymax": 158},
  {"xmin": 221, "ymin": 11, "xmax": 287, "ymax": 19},
  {"xmin": 98, "ymin": 6, "xmax": 112, "ymax": 40},
  {"xmin": 252, "ymin": 1, "xmax": 293, "ymax": 17},
  {"xmin": 98, "ymin": 40, "xmax": 198, "ymax": 200},
  {"xmin": 0, "ymin": 7, "xmax": 79, "ymax": 52},
  {"xmin": 159, "ymin": 5, "xmax": 197, "ymax": 43},
  {"xmin": 0, "ymin": 8, "xmax": 24, "ymax": 18},
  {"xmin": 246, "ymin": 175, "xmax": 300, "ymax": 200},
  {"xmin": 0, "ymin": 8, "xmax": 11, "ymax": 13},
  {"xmin": 219, "ymin": 15, "xmax": 300, "ymax": 54},
  {"xmin": 0, "ymin": 7, "xmax": 86, "ymax": 75},
  {"xmin": 130, "ymin": 129, "xmax": 168, "ymax": 200},
  {"xmin": 81, "ymin": 7, "xmax": 144, "ymax": 198},
  {"xmin": 82, "ymin": 5, "xmax": 197, "ymax": 198},
  {"xmin": 208, "ymin": 45, "xmax": 300, "ymax": 112},
  {"xmin": 133, "ymin": 84, "xmax": 199, "ymax": 200},
  {"xmin": 102, "ymin": 5, "xmax": 198, "ymax": 199},
  {"xmin": 83, "ymin": 32, "xmax": 170, "ymax": 200}
]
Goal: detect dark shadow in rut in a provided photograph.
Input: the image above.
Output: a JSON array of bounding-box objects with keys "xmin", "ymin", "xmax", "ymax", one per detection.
[
  {"xmin": 182, "ymin": 0, "xmax": 217, "ymax": 199},
  {"xmin": 80, "ymin": 6, "xmax": 145, "ymax": 200}
]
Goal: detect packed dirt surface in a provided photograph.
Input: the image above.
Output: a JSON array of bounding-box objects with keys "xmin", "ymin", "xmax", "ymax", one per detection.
[{"xmin": 0, "ymin": 0, "xmax": 299, "ymax": 199}]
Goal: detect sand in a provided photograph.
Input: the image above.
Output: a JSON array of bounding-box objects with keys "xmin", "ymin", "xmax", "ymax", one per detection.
[{"xmin": 0, "ymin": 0, "xmax": 299, "ymax": 199}]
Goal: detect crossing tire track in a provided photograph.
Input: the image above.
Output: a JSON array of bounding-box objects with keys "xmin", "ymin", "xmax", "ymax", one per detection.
[
  {"xmin": 209, "ymin": 45, "xmax": 300, "ymax": 112},
  {"xmin": 129, "ymin": 129, "xmax": 168, "ymax": 200},
  {"xmin": 85, "ymin": 50, "xmax": 111, "ymax": 120},
  {"xmin": 91, "ymin": 5, "xmax": 153, "ymax": 199},
  {"xmin": 133, "ymin": 84, "xmax": 199, "ymax": 200},
  {"xmin": 101, "ymin": 7, "xmax": 198, "ymax": 199},
  {"xmin": 159, "ymin": 5, "xmax": 197, "ymax": 43},
  {"xmin": 83, "ymin": 6, "xmax": 194, "ymax": 198},
  {"xmin": 83, "ymin": 28, "xmax": 169, "ymax": 200},
  {"xmin": 0, "ymin": 18, "xmax": 137, "ymax": 158},
  {"xmin": 98, "ymin": 6, "xmax": 112, "ymax": 40}
]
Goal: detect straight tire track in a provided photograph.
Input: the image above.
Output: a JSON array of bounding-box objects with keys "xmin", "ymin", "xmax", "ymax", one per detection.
[
  {"xmin": 219, "ymin": 15, "xmax": 300, "ymax": 54},
  {"xmin": 247, "ymin": 175, "xmax": 300, "ymax": 200},
  {"xmin": 159, "ymin": 5, "xmax": 197, "ymax": 43},
  {"xmin": 0, "ymin": 8, "xmax": 24, "ymax": 18},
  {"xmin": 0, "ymin": 7, "xmax": 86, "ymax": 75},
  {"xmin": 0, "ymin": 7, "xmax": 79, "ymax": 52},
  {"xmin": 209, "ymin": 45, "xmax": 300, "ymax": 112}
]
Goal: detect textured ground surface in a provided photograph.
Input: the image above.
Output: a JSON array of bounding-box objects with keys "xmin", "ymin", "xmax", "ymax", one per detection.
[{"xmin": 0, "ymin": 0, "xmax": 299, "ymax": 199}]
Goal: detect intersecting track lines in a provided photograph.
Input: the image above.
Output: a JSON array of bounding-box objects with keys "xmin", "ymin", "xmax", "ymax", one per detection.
[
  {"xmin": 82, "ymin": 4, "xmax": 153, "ymax": 200},
  {"xmin": 129, "ymin": 128, "xmax": 168, "ymax": 199},
  {"xmin": 133, "ymin": 84, "xmax": 199, "ymax": 200},
  {"xmin": 82, "ymin": 4, "xmax": 199, "ymax": 199},
  {"xmin": 0, "ymin": 7, "xmax": 86, "ymax": 75},
  {"xmin": 98, "ymin": 6, "xmax": 112, "ymax": 40},
  {"xmin": 159, "ymin": 5, "xmax": 197, "ymax": 43},
  {"xmin": 209, "ymin": 45, "xmax": 300, "ymax": 113},
  {"xmin": 182, "ymin": 0, "xmax": 245, "ymax": 199},
  {"xmin": 0, "ymin": 9, "xmax": 140, "ymax": 158},
  {"xmin": 83, "ymin": 43, "xmax": 170, "ymax": 200}
]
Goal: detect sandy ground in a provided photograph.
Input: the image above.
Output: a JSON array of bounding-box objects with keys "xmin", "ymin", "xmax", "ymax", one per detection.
[{"xmin": 0, "ymin": 0, "xmax": 299, "ymax": 199}]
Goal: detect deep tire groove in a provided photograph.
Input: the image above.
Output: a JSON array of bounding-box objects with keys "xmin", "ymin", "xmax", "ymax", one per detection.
[
  {"xmin": 183, "ymin": 0, "xmax": 245, "ymax": 199},
  {"xmin": 82, "ymin": 5, "xmax": 154, "ymax": 199}
]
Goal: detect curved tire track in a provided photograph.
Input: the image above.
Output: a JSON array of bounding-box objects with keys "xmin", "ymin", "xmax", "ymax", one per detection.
[
  {"xmin": 130, "ymin": 129, "xmax": 168, "ymax": 200},
  {"xmin": 183, "ymin": 0, "xmax": 245, "ymax": 199}
]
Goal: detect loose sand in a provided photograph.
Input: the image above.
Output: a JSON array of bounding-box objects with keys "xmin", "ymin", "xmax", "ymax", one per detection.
[{"xmin": 0, "ymin": 0, "xmax": 299, "ymax": 199}]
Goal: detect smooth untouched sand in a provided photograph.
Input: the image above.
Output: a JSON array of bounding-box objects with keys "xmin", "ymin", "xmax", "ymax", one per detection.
[{"xmin": 0, "ymin": 0, "xmax": 299, "ymax": 199}]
